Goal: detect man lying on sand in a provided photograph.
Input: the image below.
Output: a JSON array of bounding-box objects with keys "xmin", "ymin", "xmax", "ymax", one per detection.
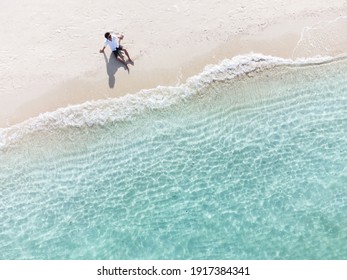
[{"xmin": 100, "ymin": 32, "xmax": 133, "ymax": 71}]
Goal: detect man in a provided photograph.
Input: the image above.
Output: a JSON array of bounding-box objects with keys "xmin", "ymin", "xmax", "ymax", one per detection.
[{"xmin": 100, "ymin": 32, "xmax": 133, "ymax": 70}]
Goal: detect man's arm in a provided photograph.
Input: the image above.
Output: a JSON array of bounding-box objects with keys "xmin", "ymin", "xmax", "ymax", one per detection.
[
  {"xmin": 117, "ymin": 34, "xmax": 124, "ymax": 45},
  {"xmin": 99, "ymin": 46, "xmax": 106, "ymax": 53}
]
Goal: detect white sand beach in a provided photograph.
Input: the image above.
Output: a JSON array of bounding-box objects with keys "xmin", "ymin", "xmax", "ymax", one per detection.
[
  {"xmin": 2, "ymin": 0, "xmax": 347, "ymax": 264},
  {"xmin": 1, "ymin": 0, "xmax": 347, "ymax": 127}
]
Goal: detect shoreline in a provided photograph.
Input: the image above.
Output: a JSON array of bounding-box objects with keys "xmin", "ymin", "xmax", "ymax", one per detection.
[{"xmin": 1, "ymin": 1, "xmax": 347, "ymax": 128}]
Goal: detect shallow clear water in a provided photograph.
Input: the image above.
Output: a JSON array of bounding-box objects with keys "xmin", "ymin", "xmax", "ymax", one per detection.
[{"xmin": 0, "ymin": 56, "xmax": 346, "ymax": 259}]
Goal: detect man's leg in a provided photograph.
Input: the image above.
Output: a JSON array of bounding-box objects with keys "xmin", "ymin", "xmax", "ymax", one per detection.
[
  {"xmin": 121, "ymin": 48, "xmax": 133, "ymax": 63},
  {"xmin": 116, "ymin": 56, "xmax": 129, "ymax": 71},
  {"xmin": 113, "ymin": 50, "xmax": 129, "ymax": 71}
]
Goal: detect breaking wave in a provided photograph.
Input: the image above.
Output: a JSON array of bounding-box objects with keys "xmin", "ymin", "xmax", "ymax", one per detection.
[{"xmin": 0, "ymin": 53, "xmax": 338, "ymax": 150}]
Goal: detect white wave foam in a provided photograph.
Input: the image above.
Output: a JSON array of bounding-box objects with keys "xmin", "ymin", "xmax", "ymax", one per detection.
[
  {"xmin": 292, "ymin": 16, "xmax": 347, "ymax": 58},
  {"xmin": 0, "ymin": 53, "xmax": 335, "ymax": 150}
]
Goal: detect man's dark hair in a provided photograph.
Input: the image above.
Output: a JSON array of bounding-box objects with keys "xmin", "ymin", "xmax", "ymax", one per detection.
[{"xmin": 104, "ymin": 32, "xmax": 110, "ymax": 39}]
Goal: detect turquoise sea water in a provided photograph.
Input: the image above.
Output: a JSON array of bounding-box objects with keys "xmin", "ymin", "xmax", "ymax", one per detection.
[{"xmin": 0, "ymin": 55, "xmax": 346, "ymax": 259}]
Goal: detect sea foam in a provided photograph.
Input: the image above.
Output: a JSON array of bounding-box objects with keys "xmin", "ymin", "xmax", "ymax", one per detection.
[{"xmin": 0, "ymin": 53, "xmax": 335, "ymax": 150}]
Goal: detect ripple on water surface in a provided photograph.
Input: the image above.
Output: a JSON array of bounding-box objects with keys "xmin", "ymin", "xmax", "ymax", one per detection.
[{"xmin": 0, "ymin": 55, "xmax": 346, "ymax": 259}]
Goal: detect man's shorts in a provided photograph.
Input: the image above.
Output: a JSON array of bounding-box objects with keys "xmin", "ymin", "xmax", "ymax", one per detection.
[{"xmin": 112, "ymin": 45, "xmax": 123, "ymax": 57}]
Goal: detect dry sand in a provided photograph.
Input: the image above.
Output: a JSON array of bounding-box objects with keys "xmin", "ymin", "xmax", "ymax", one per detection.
[{"xmin": 1, "ymin": 0, "xmax": 347, "ymax": 127}]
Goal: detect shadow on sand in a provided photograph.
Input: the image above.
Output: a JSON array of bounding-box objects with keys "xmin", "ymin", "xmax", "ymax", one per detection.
[{"xmin": 103, "ymin": 52, "xmax": 128, "ymax": 88}]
